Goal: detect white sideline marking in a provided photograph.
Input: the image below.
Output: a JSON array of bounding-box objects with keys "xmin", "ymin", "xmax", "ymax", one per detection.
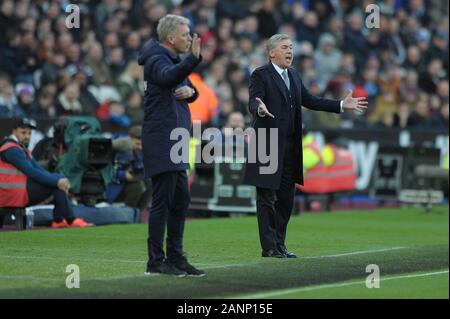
[
  {"xmin": 0, "ymin": 254, "xmax": 216, "ymax": 267},
  {"xmin": 0, "ymin": 246, "xmax": 410, "ymax": 283},
  {"xmin": 0, "ymin": 275, "xmax": 61, "ymax": 282},
  {"xmin": 234, "ymin": 270, "xmax": 450, "ymax": 299},
  {"xmin": 0, "ymin": 254, "xmax": 145, "ymax": 264},
  {"xmin": 302, "ymin": 246, "xmax": 406, "ymax": 259},
  {"xmin": 0, "ymin": 246, "xmax": 407, "ymax": 265}
]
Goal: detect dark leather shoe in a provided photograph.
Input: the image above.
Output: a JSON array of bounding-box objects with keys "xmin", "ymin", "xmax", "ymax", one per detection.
[
  {"xmin": 278, "ymin": 246, "xmax": 297, "ymax": 258},
  {"xmin": 261, "ymin": 249, "xmax": 285, "ymax": 258}
]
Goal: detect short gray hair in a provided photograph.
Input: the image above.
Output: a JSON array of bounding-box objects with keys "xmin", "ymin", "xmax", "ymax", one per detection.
[
  {"xmin": 267, "ymin": 34, "xmax": 291, "ymax": 53},
  {"xmin": 157, "ymin": 14, "xmax": 190, "ymax": 42}
]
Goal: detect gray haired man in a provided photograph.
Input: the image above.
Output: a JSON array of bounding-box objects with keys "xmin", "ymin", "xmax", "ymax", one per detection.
[
  {"xmin": 243, "ymin": 34, "xmax": 367, "ymax": 258},
  {"xmin": 138, "ymin": 14, "xmax": 205, "ymax": 277}
]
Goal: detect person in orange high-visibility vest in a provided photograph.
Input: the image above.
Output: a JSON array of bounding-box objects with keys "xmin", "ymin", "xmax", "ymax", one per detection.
[
  {"xmin": 0, "ymin": 119, "xmax": 93, "ymax": 229},
  {"xmin": 300, "ymin": 134, "xmax": 356, "ymax": 194},
  {"xmin": 188, "ymin": 72, "xmax": 218, "ymax": 125},
  {"xmin": 302, "ymin": 134, "xmax": 321, "ymax": 172}
]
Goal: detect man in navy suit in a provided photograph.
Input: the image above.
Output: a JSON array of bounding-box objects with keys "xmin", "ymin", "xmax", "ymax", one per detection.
[
  {"xmin": 244, "ymin": 34, "xmax": 367, "ymax": 258},
  {"xmin": 138, "ymin": 14, "xmax": 205, "ymax": 277}
]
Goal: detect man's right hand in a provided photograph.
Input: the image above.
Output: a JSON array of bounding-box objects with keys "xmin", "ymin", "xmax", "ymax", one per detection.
[
  {"xmin": 256, "ymin": 97, "xmax": 275, "ymax": 118},
  {"xmin": 57, "ymin": 178, "xmax": 71, "ymax": 194},
  {"xmin": 191, "ymin": 33, "xmax": 201, "ymax": 59}
]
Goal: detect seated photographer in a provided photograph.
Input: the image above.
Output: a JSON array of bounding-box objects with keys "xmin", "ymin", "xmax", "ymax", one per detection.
[
  {"xmin": 0, "ymin": 119, "xmax": 93, "ymax": 228},
  {"xmin": 106, "ymin": 125, "xmax": 151, "ymax": 211}
]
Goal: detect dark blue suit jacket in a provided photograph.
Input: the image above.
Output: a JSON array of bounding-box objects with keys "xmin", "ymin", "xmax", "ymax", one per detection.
[
  {"xmin": 243, "ymin": 62, "xmax": 341, "ymax": 189},
  {"xmin": 138, "ymin": 40, "xmax": 201, "ymax": 178}
]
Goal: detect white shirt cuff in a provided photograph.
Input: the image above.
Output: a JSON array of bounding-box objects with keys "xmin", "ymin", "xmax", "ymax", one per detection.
[
  {"xmin": 257, "ymin": 108, "xmax": 266, "ymax": 117},
  {"xmin": 340, "ymin": 100, "xmax": 344, "ymax": 113}
]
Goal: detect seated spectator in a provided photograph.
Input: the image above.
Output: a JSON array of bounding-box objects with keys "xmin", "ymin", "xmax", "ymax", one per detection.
[
  {"xmin": 39, "ymin": 52, "xmax": 67, "ymax": 87},
  {"xmin": 373, "ymin": 112, "xmax": 396, "ymax": 129},
  {"xmin": 378, "ymin": 66, "xmax": 401, "ymax": 102},
  {"xmin": 106, "ymin": 125, "xmax": 151, "ymax": 211},
  {"xmin": 109, "ymin": 101, "xmax": 131, "ymax": 128},
  {"xmin": 436, "ymin": 80, "xmax": 449, "ymax": 103},
  {"xmin": 214, "ymin": 99, "xmax": 234, "ymax": 128},
  {"xmin": 419, "ymin": 58, "xmax": 446, "ymax": 94},
  {"xmin": 123, "ymin": 31, "xmax": 142, "ymax": 62},
  {"xmin": 55, "ymin": 83, "xmax": 84, "ymax": 116},
  {"xmin": 407, "ymin": 100, "xmax": 431, "ymax": 129},
  {"xmin": 399, "ymin": 70, "xmax": 420, "ymax": 105},
  {"xmin": 15, "ymin": 83, "xmax": 35, "ymax": 115},
  {"xmin": 0, "ymin": 72, "xmax": 11, "ymax": 94},
  {"xmin": 0, "ymin": 83, "xmax": 25, "ymax": 118},
  {"xmin": 70, "ymin": 66, "xmax": 99, "ymax": 115},
  {"xmin": 117, "ymin": 61, "xmax": 144, "ymax": 100},
  {"xmin": 313, "ymin": 33, "xmax": 342, "ymax": 92},
  {"xmin": 394, "ymin": 102, "xmax": 411, "ymax": 129},
  {"xmin": 362, "ymin": 67, "xmax": 379, "ymax": 105},
  {"xmin": 369, "ymin": 89, "xmax": 398, "ymax": 124},
  {"xmin": 125, "ymin": 90, "xmax": 144, "ymax": 123},
  {"xmin": 402, "ymin": 45, "xmax": 425, "ymax": 71},
  {"xmin": 30, "ymin": 89, "xmax": 57, "ymax": 119},
  {"xmin": 429, "ymin": 103, "xmax": 449, "ymax": 129},
  {"xmin": 0, "ymin": 118, "xmax": 92, "ymax": 228},
  {"xmin": 106, "ymin": 46, "xmax": 126, "ymax": 81},
  {"xmin": 85, "ymin": 41, "xmax": 113, "ymax": 86},
  {"xmin": 36, "ymin": 33, "xmax": 56, "ymax": 65},
  {"xmin": 96, "ymin": 100, "xmax": 131, "ymax": 128}
]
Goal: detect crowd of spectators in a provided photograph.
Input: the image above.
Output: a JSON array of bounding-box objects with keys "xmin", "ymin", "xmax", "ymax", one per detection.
[{"xmin": 0, "ymin": 0, "xmax": 448, "ymax": 133}]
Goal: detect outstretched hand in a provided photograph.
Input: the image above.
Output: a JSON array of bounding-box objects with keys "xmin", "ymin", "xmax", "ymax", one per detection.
[
  {"xmin": 256, "ymin": 97, "xmax": 275, "ymax": 118},
  {"xmin": 342, "ymin": 90, "xmax": 368, "ymax": 114}
]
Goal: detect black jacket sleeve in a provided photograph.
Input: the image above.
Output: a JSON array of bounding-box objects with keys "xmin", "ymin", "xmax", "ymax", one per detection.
[{"xmin": 145, "ymin": 53, "xmax": 201, "ymax": 88}]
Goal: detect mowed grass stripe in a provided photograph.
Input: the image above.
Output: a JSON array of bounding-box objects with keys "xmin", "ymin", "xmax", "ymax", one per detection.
[
  {"xmin": 0, "ymin": 206, "xmax": 447, "ymax": 298},
  {"xmin": 0, "ymin": 245, "xmax": 406, "ymax": 268},
  {"xmin": 234, "ymin": 270, "xmax": 450, "ymax": 299},
  {"xmin": 0, "ymin": 244, "xmax": 447, "ymax": 298},
  {"xmin": 0, "ymin": 246, "xmax": 405, "ymax": 284}
]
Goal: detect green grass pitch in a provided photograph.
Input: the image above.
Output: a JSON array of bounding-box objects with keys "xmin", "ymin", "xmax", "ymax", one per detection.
[{"xmin": 0, "ymin": 205, "xmax": 448, "ymax": 298}]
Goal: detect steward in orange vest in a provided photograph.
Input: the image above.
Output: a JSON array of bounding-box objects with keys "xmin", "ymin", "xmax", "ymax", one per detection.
[
  {"xmin": 0, "ymin": 139, "xmax": 32, "ymax": 206},
  {"xmin": 0, "ymin": 119, "xmax": 92, "ymax": 228},
  {"xmin": 299, "ymin": 135, "xmax": 356, "ymax": 194}
]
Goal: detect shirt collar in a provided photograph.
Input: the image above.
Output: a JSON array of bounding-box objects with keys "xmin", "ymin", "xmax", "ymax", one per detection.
[
  {"xmin": 271, "ymin": 62, "xmax": 287, "ymax": 76},
  {"xmin": 8, "ymin": 135, "xmax": 19, "ymax": 143}
]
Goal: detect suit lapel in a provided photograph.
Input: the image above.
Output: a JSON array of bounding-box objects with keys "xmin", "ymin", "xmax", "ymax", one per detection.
[{"xmin": 268, "ymin": 63, "xmax": 288, "ymax": 104}]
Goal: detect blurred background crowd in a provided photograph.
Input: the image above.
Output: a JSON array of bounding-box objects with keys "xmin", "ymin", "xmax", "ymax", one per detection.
[{"xmin": 0, "ymin": 0, "xmax": 448, "ymax": 132}]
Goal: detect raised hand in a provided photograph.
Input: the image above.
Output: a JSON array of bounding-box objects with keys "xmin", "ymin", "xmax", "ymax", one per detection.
[
  {"xmin": 256, "ymin": 97, "xmax": 275, "ymax": 118},
  {"xmin": 191, "ymin": 33, "xmax": 201, "ymax": 59},
  {"xmin": 342, "ymin": 90, "xmax": 368, "ymax": 114}
]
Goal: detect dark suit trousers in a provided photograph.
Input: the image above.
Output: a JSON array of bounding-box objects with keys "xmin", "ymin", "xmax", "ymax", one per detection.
[
  {"xmin": 26, "ymin": 176, "xmax": 75, "ymax": 223},
  {"xmin": 147, "ymin": 170, "xmax": 190, "ymax": 267},
  {"xmin": 256, "ymin": 136, "xmax": 296, "ymax": 252}
]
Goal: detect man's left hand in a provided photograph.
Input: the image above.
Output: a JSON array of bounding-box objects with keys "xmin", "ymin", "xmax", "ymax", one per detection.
[
  {"xmin": 342, "ymin": 90, "xmax": 368, "ymax": 114},
  {"xmin": 174, "ymin": 86, "xmax": 195, "ymax": 100}
]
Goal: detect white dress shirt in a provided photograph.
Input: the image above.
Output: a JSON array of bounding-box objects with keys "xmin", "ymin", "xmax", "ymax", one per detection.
[
  {"xmin": 257, "ymin": 63, "xmax": 344, "ymax": 117},
  {"xmin": 271, "ymin": 62, "xmax": 344, "ymax": 113}
]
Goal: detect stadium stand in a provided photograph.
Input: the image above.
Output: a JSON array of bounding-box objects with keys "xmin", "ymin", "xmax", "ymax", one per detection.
[{"xmin": 0, "ymin": 0, "xmax": 448, "ymax": 220}]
